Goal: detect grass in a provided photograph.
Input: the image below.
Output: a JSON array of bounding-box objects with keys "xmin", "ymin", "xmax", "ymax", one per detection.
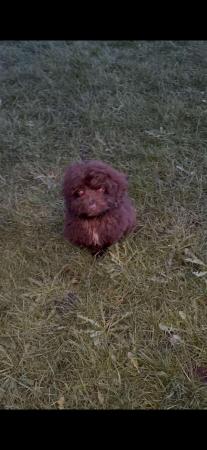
[{"xmin": 1, "ymin": 40, "xmax": 207, "ymax": 409}]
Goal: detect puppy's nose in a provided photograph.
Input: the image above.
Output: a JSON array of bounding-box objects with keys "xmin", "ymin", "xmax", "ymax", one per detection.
[{"xmin": 89, "ymin": 200, "xmax": 96, "ymax": 209}]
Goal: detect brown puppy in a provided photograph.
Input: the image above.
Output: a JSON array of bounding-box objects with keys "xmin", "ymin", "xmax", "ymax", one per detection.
[{"xmin": 63, "ymin": 160, "xmax": 136, "ymax": 255}]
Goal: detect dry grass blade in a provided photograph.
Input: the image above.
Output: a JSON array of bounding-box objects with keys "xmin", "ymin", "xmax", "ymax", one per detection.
[
  {"xmin": 97, "ymin": 390, "xmax": 105, "ymax": 406},
  {"xmin": 77, "ymin": 315, "xmax": 102, "ymax": 328},
  {"xmin": 128, "ymin": 352, "xmax": 140, "ymax": 372},
  {"xmin": 184, "ymin": 249, "xmax": 206, "ymax": 267},
  {"xmin": 192, "ymin": 271, "xmax": 207, "ymax": 278}
]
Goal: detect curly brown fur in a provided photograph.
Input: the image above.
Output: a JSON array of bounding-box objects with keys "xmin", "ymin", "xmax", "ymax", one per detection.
[{"xmin": 63, "ymin": 160, "xmax": 136, "ymax": 254}]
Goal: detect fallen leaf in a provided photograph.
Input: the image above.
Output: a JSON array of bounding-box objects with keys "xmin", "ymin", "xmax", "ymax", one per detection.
[
  {"xmin": 169, "ymin": 333, "xmax": 183, "ymax": 346},
  {"xmin": 179, "ymin": 311, "xmax": 186, "ymax": 320},
  {"xmin": 159, "ymin": 324, "xmax": 183, "ymax": 346},
  {"xmin": 81, "ymin": 329, "xmax": 105, "ymax": 347},
  {"xmin": 159, "ymin": 323, "xmax": 173, "ymax": 333},
  {"xmin": 157, "ymin": 371, "xmax": 168, "ymax": 377},
  {"xmin": 128, "ymin": 352, "xmax": 140, "ymax": 372},
  {"xmin": 57, "ymin": 396, "xmax": 65, "ymax": 409}
]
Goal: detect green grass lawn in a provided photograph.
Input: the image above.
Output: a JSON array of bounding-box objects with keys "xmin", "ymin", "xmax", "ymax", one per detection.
[{"xmin": 0, "ymin": 40, "xmax": 207, "ymax": 409}]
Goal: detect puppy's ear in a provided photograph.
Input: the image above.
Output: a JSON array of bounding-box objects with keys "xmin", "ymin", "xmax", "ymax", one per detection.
[{"xmin": 62, "ymin": 162, "xmax": 83, "ymax": 198}]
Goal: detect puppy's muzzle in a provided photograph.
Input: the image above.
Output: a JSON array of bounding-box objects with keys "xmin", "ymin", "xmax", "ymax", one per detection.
[{"xmin": 89, "ymin": 200, "xmax": 97, "ymax": 210}]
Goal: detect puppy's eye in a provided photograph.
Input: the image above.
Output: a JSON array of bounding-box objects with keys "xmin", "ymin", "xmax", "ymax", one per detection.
[{"xmin": 76, "ymin": 189, "xmax": 84, "ymax": 197}]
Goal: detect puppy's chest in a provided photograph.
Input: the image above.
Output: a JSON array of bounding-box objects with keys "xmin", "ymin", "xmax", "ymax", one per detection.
[{"xmin": 84, "ymin": 220, "xmax": 100, "ymax": 246}]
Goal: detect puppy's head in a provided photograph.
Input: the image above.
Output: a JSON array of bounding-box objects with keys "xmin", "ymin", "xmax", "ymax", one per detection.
[{"xmin": 63, "ymin": 160, "xmax": 128, "ymax": 218}]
